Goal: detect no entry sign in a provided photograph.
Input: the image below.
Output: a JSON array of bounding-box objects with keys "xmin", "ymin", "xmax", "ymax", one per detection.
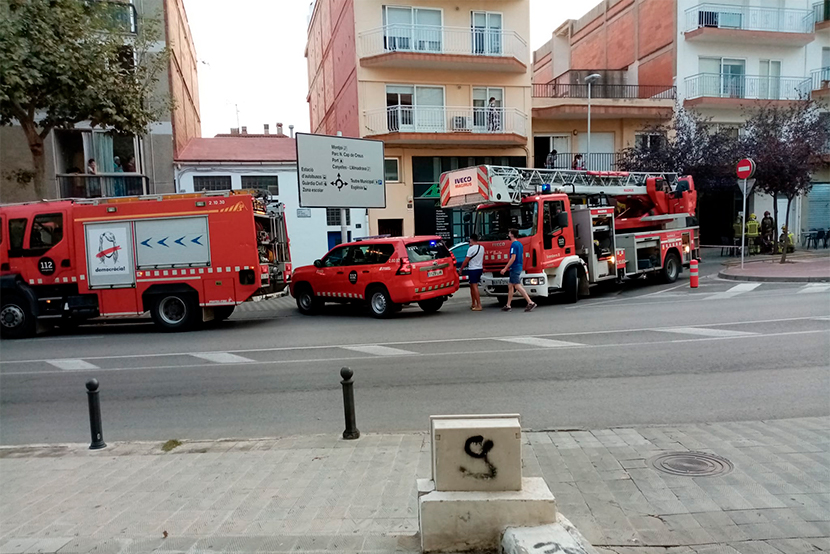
[{"xmin": 736, "ymin": 158, "xmax": 756, "ymax": 180}]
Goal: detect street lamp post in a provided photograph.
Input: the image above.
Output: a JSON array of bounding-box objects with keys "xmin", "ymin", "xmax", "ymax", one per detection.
[{"xmin": 584, "ymin": 73, "xmax": 601, "ymax": 171}]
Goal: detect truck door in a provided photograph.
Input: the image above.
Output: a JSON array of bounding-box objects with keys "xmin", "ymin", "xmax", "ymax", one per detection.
[
  {"xmin": 541, "ymin": 200, "xmax": 572, "ymax": 263},
  {"xmin": 317, "ymin": 245, "xmax": 350, "ymax": 298},
  {"xmin": 10, "ymin": 211, "xmax": 73, "ymax": 285}
]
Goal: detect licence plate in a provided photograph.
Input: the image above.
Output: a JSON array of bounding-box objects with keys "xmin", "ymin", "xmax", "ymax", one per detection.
[
  {"xmin": 490, "ymin": 278, "xmax": 508, "ymax": 286},
  {"xmin": 427, "ymin": 269, "xmax": 443, "ymax": 277}
]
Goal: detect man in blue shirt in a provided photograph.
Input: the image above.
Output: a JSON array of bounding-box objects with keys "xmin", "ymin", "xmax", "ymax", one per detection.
[{"xmin": 499, "ymin": 228, "xmax": 537, "ymax": 312}]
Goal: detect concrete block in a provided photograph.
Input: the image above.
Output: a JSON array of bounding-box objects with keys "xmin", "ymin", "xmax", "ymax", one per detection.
[
  {"xmin": 419, "ymin": 477, "xmax": 556, "ymax": 553},
  {"xmin": 431, "ymin": 415, "xmax": 522, "ymax": 492},
  {"xmin": 502, "ymin": 514, "xmax": 600, "ymax": 554}
]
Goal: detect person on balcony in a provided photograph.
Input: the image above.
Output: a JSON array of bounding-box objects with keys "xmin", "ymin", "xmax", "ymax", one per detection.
[
  {"xmin": 487, "ymin": 97, "xmax": 501, "ymax": 132},
  {"xmin": 571, "ymin": 154, "xmax": 586, "ymax": 171},
  {"xmin": 87, "ymin": 158, "xmax": 97, "ymax": 174},
  {"xmin": 545, "ymin": 149, "xmax": 558, "ymax": 169}
]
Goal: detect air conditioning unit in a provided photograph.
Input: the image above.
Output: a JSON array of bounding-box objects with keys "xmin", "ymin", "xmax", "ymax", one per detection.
[{"xmin": 452, "ymin": 116, "xmax": 472, "ymax": 132}]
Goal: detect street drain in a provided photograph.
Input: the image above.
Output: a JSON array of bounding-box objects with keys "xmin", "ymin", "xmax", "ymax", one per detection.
[{"xmin": 649, "ymin": 452, "xmax": 733, "ymax": 477}]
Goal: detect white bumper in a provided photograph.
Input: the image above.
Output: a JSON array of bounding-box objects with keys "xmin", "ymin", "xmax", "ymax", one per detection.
[{"xmin": 481, "ymin": 272, "xmax": 550, "ymax": 297}]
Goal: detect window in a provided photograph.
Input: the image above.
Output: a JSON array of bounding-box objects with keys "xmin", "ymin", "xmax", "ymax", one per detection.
[
  {"xmin": 9, "ymin": 218, "xmax": 28, "ymax": 253},
  {"xmin": 342, "ymin": 243, "xmax": 396, "ymax": 266},
  {"xmin": 383, "ymin": 6, "xmax": 442, "ymax": 53},
  {"xmin": 475, "ymin": 203, "xmax": 538, "ymax": 241},
  {"xmin": 471, "ymin": 11, "xmax": 502, "ymax": 55},
  {"xmin": 193, "ymin": 176, "xmax": 232, "ymax": 191},
  {"xmin": 386, "ymin": 85, "xmax": 444, "ymax": 133},
  {"xmin": 30, "ymin": 213, "xmax": 64, "ymax": 250},
  {"xmin": 473, "ymin": 87, "xmax": 504, "ymax": 132},
  {"xmin": 635, "ymin": 133, "xmax": 666, "ymax": 151},
  {"xmin": 384, "ymin": 159, "xmax": 400, "ymax": 182},
  {"xmin": 326, "ymin": 208, "xmax": 351, "ymax": 226},
  {"xmin": 759, "ymin": 60, "xmax": 782, "ymax": 100},
  {"xmin": 323, "ymin": 245, "xmax": 348, "ymax": 267},
  {"xmin": 406, "ymin": 240, "xmax": 451, "ymax": 262},
  {"xmin": 241, "ymin": 175, "xmax": 279, "ymax": 195}
]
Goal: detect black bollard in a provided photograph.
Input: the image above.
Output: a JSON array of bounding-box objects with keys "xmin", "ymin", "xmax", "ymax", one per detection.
[
  {"xmin": 340, "ymin": 367, "xmax": 360, "ymax": 440},
  {"xmin": 86, "ymin": 378, "xmax": 106, "ymax": 450}
]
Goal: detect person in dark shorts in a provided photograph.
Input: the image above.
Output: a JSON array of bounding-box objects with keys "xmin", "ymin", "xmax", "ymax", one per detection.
[
  {"xmin": 461, "ymin": 234, "xmax": 485, "ymax": 311},
  {"xmin": 499, "ymin": 228, "xmax": 536, "ymax": 312}
]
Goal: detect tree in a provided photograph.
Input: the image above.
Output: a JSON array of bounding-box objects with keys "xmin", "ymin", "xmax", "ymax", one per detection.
[
  {"xmin": 740, "ymin": 100, "xmax": 829, "ymax": 263},
  {"xmin": 0, "ymin": 0, "xmax": 170, "ymax": 199},
  {"xmin": 618, "ymin": 107, "xmax": 740, "ymax": 194}
]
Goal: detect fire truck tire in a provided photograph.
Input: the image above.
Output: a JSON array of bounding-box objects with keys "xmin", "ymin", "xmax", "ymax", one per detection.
[
  {"xmin": 150, "ymin": 293, "xmax": 198, "ymax": 331},
  {"xmin": 562, "ymin": 266, "xmax": 579, "ymax": 304},
  {"xmin": 661, "ymin": 252, "xmax": 680, "ymax": 284},
  {"xmin": 213, "ymin": 306, "xmax": 235, "ymax": 321},
  {"xmin": 0, "ymin": 294, "xmax": 36, "ymax": 339},
  {"xmin": 367, "ymin": 286, "xmax": 396, "ymax": 318},
  {"xmin": 418, "ymin": 297, "xmax": 444, "ymax": 313},
  {"xmin": 295, "ymin": 285, "xmax": 321, "ymax": 315}
]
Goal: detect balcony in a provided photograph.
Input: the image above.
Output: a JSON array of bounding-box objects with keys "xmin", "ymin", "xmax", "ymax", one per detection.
[
  {"xmin": 684, "ymin": 73, "xmax": 811, "ymax": 108},
  {"xmin": 684, "ymin": 4, "xmax": 814, "ymax": 45},
  {"xmin": 58, "ymin": 173, "xmax": 148, "ymax": 199},
  {"xmin": 358, "ymin": 25, "xmax": 528, "ymax": 72},
  {"xmin": 812, "ymin": 67, "xmax": 830, "ymax": 99},
  {"xmin": 816, "ymin": 1, "xmax": 830, "ymax": 30},
  {"xmin": 363, "ymin": 106, "xmax": 528, "ymax": 145},
  {"xmin": 532, "ymin": 83, "xmax": 676, "ymax": 119},
  {"xmin": 543, "ymin": 153, "xmax": 624, "ymax": 172}
]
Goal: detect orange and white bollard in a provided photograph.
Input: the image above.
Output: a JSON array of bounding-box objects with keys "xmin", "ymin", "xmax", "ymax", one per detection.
[{"xmin": 689, "ymin": 259, "xmax": 699, "ymax": 288}]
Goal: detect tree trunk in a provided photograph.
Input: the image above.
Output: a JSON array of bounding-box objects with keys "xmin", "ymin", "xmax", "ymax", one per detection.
[
  {"xmin": 779, "ymin": 195, "xmax": 794, "ymax": 264},
  {"xmin": 19, "ymin": 119, "xmax": 48, "ymax": 199},
  {"xmin": 771, "ymin": 192, "xmax": 779, "ymax": 254}
]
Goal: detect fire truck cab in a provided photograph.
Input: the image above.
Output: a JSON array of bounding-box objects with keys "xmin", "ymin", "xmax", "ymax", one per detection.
[
  {"xmin": 0, "ymin": 190, "xmax": 291, "ymax": 338},
  {"xmin": 440, "ymin": 166, "xmax": 700, "ymax": 304}
]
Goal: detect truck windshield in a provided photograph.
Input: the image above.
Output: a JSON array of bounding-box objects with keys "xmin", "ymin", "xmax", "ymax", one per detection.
[{"xmin": 475, "ymin": 204, "xmax": 538, "ymax": 241}]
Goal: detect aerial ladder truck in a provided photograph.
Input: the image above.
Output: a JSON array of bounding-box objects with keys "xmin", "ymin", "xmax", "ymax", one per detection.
[{"xmin": 439, "ymin": 165, "xmax": 700, "ymax": 304}]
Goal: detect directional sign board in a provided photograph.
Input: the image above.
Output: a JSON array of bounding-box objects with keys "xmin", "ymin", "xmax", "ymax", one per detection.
[
  {"xmin": 296, "ymin": 133, "xmax": 386, "ymax": 208},
  {"xmin": 736, "ymin": 158, "xmax": 756, "ymax": 180}
]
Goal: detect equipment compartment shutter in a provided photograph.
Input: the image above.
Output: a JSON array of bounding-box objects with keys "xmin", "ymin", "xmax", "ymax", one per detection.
[
  {"xmin": 807, "ymin": 184, "xmax": 830, "ymax": 231},
  {"xmin": 85, "ymin": 222, "xmax": 136, "ymax": 288},
  {"xmin": 135, "ymin": 217, "xmax": 210, "ymax": 268}
]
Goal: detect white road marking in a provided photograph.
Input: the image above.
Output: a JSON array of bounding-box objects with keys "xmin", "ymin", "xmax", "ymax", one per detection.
[
  {"xmin": 190, "ymin": 352, "xmax": 255, "ymax": 364},
  {"xmin": 706, "ymin": 283, "xmax": 761, "ymax": 300},
  {"xmin": 812, "ymin": 316, "xmax": 830, "ymax": 321},
  {"xmin": 342, "ymin": 345, "xmax": 414, "ymax": 356},
  {"xmin": 498, "ymin": 337, "xmax": 583, "ymax": 348},
  {"xmin": 655, "ymin": 327, "xmax": 757, "ymax": 337},
  {"xmin": 46, "ymin": 359, "xmax": 99, "ymax": 371},
  {"xmin": 798, "ymin": 284, "xmax": 830, "ymax": 294}
]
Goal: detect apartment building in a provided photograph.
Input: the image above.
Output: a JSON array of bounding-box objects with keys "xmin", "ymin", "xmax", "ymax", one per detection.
[
  {"xmin": 305, "ymin": 0, "xmax": 532, "ymax": 244},
  {"xmin": 0, "ymin": 0, "xmax": 201, "ymax": 203},
  {"xmin": 534, "ymin": 0, "xmax": 829, "ymax": 243}
]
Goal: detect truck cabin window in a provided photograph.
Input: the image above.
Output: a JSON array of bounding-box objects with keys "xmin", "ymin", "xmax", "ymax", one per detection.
[
  {"xmin": 30, "ymin": 213, "xmax": 64, "ymax": 250},
  {"xmin": 475, "ymin": 203, "xmax": 538, "ymax": 241},
  {"xmin": 542, "ymin": 201, "xmax": 568, "ymax": 249}
]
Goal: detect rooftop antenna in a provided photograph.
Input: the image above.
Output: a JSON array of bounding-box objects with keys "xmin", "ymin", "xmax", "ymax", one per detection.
[{"xmin": 234, "ymin": 104, "xmax": 240, "ymax": 129}]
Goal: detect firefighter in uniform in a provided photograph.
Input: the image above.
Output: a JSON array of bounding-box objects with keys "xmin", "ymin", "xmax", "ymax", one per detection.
[
  {"xmin": 746, "ymin": 214, "xmax": 760, "ymax": 254},
  {"xmin": 760, "ymin": 211, "xmax": 775, "ymax": 254}
]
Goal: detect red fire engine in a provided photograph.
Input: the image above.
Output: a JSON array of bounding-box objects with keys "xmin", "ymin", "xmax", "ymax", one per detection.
[
  {"xmin": 440, "ymin": 166, "xmax": 700, "ymax": 303},
  {"xmin": 0, "ymin": 190, "xmax": 291, "ymax": 338}
]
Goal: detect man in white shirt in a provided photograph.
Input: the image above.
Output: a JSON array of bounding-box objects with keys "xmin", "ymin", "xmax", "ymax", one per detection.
[{"xmin": 460, "ymin": 233, "xmax": 485, "ymax": 311}]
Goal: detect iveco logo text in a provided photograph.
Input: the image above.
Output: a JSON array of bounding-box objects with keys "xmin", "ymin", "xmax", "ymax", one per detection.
[{"xmin": 454, "ymin": 176, "xmax": 473, "ymax": 187}]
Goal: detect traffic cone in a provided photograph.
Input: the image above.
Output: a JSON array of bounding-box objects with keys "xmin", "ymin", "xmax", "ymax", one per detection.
[{"xmin": 690, "ymin": 259, "xmax": 699, "ymax": 288}]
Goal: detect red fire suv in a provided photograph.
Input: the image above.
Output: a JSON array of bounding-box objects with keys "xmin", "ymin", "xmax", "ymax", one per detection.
[{"xmin": 290, "ymin": 236, "xmax": 459, "ymax": 318}]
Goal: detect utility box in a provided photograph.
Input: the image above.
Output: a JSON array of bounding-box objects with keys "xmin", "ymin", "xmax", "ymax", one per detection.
[{"xmin": 430, "ymin": 415, "xmax": 522, "ymax": 492}]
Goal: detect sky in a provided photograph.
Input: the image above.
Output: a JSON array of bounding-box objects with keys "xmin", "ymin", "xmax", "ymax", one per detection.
[{"xmin": 183, "ymin": 1, "xmax": 589, "ymax": 138}]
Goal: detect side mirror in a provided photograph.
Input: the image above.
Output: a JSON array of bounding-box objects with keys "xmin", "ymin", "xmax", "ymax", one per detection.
[
  {"xmin": 313, "ymin": 259, "xmax": 323, "ymax": 268},
  {"xmin": 556, "ymin": 212, "xmax": 569, "ymax": 229}
]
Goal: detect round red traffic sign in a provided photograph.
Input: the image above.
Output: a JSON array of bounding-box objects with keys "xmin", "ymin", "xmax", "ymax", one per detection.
[{"xmin": 736, "ymin": 158, "xmax": 756, "ymax": 180}]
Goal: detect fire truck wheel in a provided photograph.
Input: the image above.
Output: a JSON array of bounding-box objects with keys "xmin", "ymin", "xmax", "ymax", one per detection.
[
  {"xmin": 295, "ymin": 285, "xmax": 321, "ymax": 315},
  {"xmin": 213, "ymin": 306, "xmax": 235, "ymax": 322},
  {"xmin": 151, "ymin": 293, "xmax": 197, "ymax": 331},
  {"xmin": 417, "ymin": 297, "xmax": 444, "ymax": 313},
  {"xmin": 661, "ymin": 252, "xmax": 680, "ymax": 284},
  {"xmin": 562, "ymin": 266, "xmax": 579, "ymax": 304},
  {"xmin": 0, "ymin": 294, "xmax": 36, "ymax": 339},
  {"xmin": 367, "ymin": 286, "xmax": 395, "ymax": 318}
]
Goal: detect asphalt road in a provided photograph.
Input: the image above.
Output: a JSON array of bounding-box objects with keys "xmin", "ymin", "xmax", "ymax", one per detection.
[{"xmin": 1, "ymin": 259, "xmax": 828, "ymax": 445}]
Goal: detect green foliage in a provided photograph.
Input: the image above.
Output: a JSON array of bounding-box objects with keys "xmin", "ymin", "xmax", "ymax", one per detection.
[{"xmin": 161, "ymin": 439, "xmax": 182, "ymax": 452}]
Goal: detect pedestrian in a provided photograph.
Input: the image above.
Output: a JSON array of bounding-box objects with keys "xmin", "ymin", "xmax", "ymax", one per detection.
[
  {"xmin": 461, "ymin": 234, "xmax": 485, "ymax": 311},
  {"xmin": 499, "ymin": 228, "xmax": 537, "ymax": 312},
  {"xmin": 487, "ymin": 97, "xmax": 500, "ymax": 132},
  {"xmin": 571, "ymin": 154, "xmax": 585, "ymax": 170},
  {"xmin": 545, "ymin": 149, "xmax": 557, "ymax": 169},
  {"xmin": 87, "ymin": 158, "xmax": 97, "ymax": 174}
]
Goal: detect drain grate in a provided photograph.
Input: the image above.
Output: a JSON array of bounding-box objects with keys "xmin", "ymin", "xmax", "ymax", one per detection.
[{"xmin": 649, "ymin": 451, "xmax": 734, "ymax": 477}]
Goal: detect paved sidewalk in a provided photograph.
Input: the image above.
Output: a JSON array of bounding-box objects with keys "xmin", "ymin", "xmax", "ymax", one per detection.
[
  {"xmin": 719, "ymin": 255, "xmax": 830, "ymax": 283},
  {"xmin": 2, "ymin": 418, "xmax": 828, "ymax": 554}
]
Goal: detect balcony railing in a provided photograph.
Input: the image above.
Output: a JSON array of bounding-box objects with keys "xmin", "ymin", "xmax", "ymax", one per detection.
[
  {"xmin": 364, "ymin": 106, "xmax": 528, "ymax": 137},
  {"xmin": 684, "ymin": 73, "xmax": 812, "ymax": 101},
  {"xmin": 58, "ymin": 173, "xmax": 148, "ymax": 199},
  {"xmin": 532, "ymin": 83, "xmax": 676, "ymax": 100},
  {"xmin": 359, "ymin": 25, "xmax": 528, "ymax": 65},
  {"xmin": 544, "ymin": 153, "xmax": 624, "ymax": 172},
  {"xmin": 811, "ymin": 67, "xmax": 830, "ymax": 90},
  {"xmin": 814, "ymin": 1, "xmax": 829, "ymax": 23},
  {"xmin": 684, "ymin": 3, "xmax": 814, "ymax": 33}
]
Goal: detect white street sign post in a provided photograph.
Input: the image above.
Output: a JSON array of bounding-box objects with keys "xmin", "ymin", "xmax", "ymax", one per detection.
[
  {"xmin": 296, "ymin": 132, "xmax": 386, "ymax": 245},
  {"xmin": 736, "ymin": 158, "xmax": 756, "ymax": 269}
]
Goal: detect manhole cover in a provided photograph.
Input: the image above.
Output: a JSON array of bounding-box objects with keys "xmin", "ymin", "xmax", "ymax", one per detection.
[{"xmin": 649, "ymin": 452, "xmax": 733, "ymax": 477}]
